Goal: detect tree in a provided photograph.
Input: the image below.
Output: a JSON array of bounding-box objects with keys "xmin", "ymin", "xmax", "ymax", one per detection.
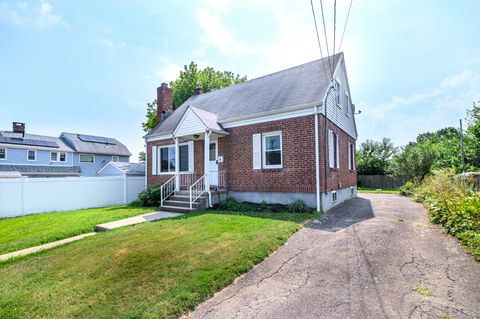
[
  {"xmin": 138, "ymin": 151, "xmax": 145, "ymax": 163},
  {"xmin": 142, "ymin": 62, "xmax": 246, "ymax": 132},
  {"xmin": 465, "ymin": 102, "xmax": 480, "ymax": 168},
  {"xmin": 356, "ymin": 138, "xmax": 397, "ymax": 175}
]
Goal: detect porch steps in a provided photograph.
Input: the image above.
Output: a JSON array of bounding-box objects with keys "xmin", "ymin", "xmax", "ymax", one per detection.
[{"xmin": 161, "ymin": 191, "xmax": 207, "ymax": 213}]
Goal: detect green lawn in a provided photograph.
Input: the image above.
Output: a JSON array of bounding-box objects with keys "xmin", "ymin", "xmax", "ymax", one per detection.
[
  {"xmin": 0, "ymin": 211, "xmax": 317, "ymax": 319},
  {"xmin": 0, "ymin": 205, "xmax": 156, "ymax": 255},
  {"xmin": 358, "ymin": 187, "xmax": 400, "ymax": 194}
]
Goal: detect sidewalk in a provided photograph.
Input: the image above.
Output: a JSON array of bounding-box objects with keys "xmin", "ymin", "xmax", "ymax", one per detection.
[{"xmin": 0, "ymin": 211, "xmax": 183, "ymax": 261}]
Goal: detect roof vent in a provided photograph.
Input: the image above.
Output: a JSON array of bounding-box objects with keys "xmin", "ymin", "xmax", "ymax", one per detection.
[{"xmin": 12, "ymin": 122, "xmax": 25, "ymax": 136}]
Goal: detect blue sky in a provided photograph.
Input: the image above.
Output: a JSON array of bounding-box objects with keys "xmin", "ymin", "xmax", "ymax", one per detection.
[{"xmin": 1, "ymin": 0, "xmax": 479, "ymax": 160}]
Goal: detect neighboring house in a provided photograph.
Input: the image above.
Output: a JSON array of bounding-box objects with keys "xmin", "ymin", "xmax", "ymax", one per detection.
[
  {"xmin": 61, "ymin": 132, "xmax": 131, "ymax": 176},
  {"xmin": 96, "ymin": 162, "xmax": 145, "ymax": 177},
  {"xmin": 0, "ymin": 122, "xmax": 131, "ymax": 177},
  {"xmin": 144, "ymin": 52, "xmax": 357, "ymax": 212}
]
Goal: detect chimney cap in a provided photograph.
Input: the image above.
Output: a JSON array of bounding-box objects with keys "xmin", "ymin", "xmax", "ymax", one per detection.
[{"xmin": 195, "ymin": 85, "xmax": 204, "ymax": 95}]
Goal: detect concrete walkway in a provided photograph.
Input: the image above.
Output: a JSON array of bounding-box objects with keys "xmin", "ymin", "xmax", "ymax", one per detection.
[
  {"xmin": 0, "ymin": 211, "xmax": 183, "ymax": 261},
  {"xmin": 0, "ymin": 233, "xmax": 96, "ymax": 261},
  {"xmin": 95, "ymin": 211, "xmax": 183, "ymax": 231},
  {"xmin": 191, "ymin": 194, "xmax": 480, "ymax": 319}
]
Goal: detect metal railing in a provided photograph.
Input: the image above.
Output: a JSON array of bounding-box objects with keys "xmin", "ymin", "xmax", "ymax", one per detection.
[
  {"xmin": 189, "ymin": 174, "xmax": 208, "ymax": 210},
  {"xmin": 160, "ymin": 175, "xmax": 175, "ymax": 207},
  {"xmin": 180, "ymin": 173, "xmax": 195, "ymax": 188}
]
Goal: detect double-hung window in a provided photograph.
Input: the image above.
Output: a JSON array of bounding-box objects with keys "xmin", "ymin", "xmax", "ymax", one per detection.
[
  {"xmin": 335, "ymin": 80, "xmax": 341, "ymax": 108},
  {"xmin": 112, "ymin": 156, "xmax": 119, "ymax": 162},
  {"xmin": 328, "ymin": 130, "xmax": 340, "ymax": 169},
  {"xmin": 348, "ymin": 142, "xmax": 355, "ymax": 171},
  {"xmin": 157, "ymin": 143, "xmax": 192, "ymax": 173},
  {"xmin": 51, "ymin": 152, "xmax": 67, "ymax": 162},
  {"xmin": 80, "ymin": 153, "xmax": 94, "ymax": 163},
  {"xmin": 262, "ymin": 132, "xmax": 282, "ymax": 169},
  {"xmin": 27, "ymin": 150, "xmax": 36, "ymax": 161},
  {"xmin": 0, "ymin": 148, "xmax": 5, "ymax": 160}
]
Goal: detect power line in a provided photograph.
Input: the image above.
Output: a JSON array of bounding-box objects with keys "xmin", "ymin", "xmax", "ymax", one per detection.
[
  {"xmin": 319, "ymin": 0, "xmax": 333, "ymax": 76},
  {"xmin": 309, "ymin": 0, "xmax": 330, "ymax": 82},
  {"xmin": 338, "ymin": 0, "xmax": 354, "ymax": 52},
  {"xmin": 333, "ymin": 0, "xmax": 337, "ymax": 61}
]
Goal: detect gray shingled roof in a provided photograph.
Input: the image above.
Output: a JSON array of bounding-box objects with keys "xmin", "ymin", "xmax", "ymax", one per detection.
[
  {"xmin": 0, "ymin": 165, "xmax": 81, "ymax": 176},
  {"xmin": 106, "ymin": 162, "xmax": 145, "ymax": 176},
  {"xmin": 146, "ymin": 53, "xmax": 342, "ymax": 137},
  {"xmin": 0, "ymin": 131, "xmax": 74, "ymax": 152},
  {"xmin": 61, "ymin": 132, "xmax": 131, "ymax": 156}
]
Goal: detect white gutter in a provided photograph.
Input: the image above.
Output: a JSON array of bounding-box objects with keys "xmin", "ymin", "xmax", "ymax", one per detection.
[{"xmin": 314, "ymin": 104, "xmax": 322, "ymax": 212}]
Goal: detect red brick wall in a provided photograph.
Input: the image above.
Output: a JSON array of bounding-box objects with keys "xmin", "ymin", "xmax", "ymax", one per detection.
[{"xmin": 146, "ymin": 114, "xmax": 356, "ymax": 192}]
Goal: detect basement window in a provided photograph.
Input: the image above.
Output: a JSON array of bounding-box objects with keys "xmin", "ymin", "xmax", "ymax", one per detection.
[{"xmin": 332, "ymin": 191, "xmax": 337, "ymax": 203}]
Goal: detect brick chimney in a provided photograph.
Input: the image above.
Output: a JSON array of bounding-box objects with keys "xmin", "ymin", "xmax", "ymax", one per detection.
[{"xmin": 157, "ymin": 83, "xmax": 173, "ymax": 125}]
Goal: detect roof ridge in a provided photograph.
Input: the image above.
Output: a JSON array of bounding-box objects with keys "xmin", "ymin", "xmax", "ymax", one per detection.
[{"xmin": 187, "ymin": 52, "xmax": 343, "ymax": 100}]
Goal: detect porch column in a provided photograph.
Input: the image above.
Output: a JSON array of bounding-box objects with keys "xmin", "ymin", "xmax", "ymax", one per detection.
[
  {"xmin": 204, "ymin": 130, "xmax": 210, "ymax": 190},
  {"xmin": 175, "ymin": 137, "xmax": 180, "ymax": 191}
]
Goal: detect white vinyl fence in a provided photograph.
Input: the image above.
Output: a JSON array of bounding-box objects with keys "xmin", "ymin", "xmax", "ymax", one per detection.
[{"xmin": 0, "ymin": 176, "xmax": 145, "ymax": 218}]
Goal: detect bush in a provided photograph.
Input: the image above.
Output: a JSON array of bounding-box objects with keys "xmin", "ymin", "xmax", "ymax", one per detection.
[
  {"xmin": 220, "ymin": 196, "xmax": 252, "ymax": 212},
  {"xmin": 407, "ymin": 170, "xmax": 480, "ymax": 260},
  {"xmin": 129, "ymin": 200, "xmax": 141, "ymax": 207},
  {"xmin": 287, "ymin": 200, "xmax": 310, "ymax": 214},
  {"xmin": 138, "ymin": 185, "xmax": 161, "ymax": 207}
]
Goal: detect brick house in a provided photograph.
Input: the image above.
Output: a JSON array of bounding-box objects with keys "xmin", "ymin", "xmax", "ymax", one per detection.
[{"xmin": 144, "ymin": 53, "xmax": 357, "ymax": 212}]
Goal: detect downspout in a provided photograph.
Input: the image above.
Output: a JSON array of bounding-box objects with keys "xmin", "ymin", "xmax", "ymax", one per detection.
[
  {"xmin": 314, "ymin": 104, "xmax": 322, "ymax": 212},
  {"xmin": 324, "ymin": 84, "xmax": 335, "ymax": 196}
]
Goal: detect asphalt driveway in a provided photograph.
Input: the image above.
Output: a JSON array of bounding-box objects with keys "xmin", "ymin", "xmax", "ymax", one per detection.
[{"xmin": 191, "ymin": 193, "xmax": 480, "ymax": 319}]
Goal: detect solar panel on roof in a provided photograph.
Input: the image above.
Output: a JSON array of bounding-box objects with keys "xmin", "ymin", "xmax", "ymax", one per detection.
[
  {"xmin": 77, "ymin": 134, "xmax": 117, "ymax": 145},
  {"xmin": 0, "ymin": 137, "xmax": 59, "ymax": 148}
]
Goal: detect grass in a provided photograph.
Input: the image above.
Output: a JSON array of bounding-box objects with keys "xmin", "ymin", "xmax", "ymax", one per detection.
[
  {"xmin": 358, "ymin": 187, "xmax": 400, "ymax": 194},
  {"xmin": 0, "ymin": 205, "xmax": 156, "ymax": 255},
  {"xmin": 413, "ymin": 285, "xmax": 433, "ymax": 297},
  {"xmin": 0, "ymin": 211, "xmax": 316, "ymax": 319}
]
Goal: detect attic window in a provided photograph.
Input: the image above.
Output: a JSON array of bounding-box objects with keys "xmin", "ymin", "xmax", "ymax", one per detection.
[{"xmin": 335, "ymin": 81, "xmax": 341, "ymax": 108}]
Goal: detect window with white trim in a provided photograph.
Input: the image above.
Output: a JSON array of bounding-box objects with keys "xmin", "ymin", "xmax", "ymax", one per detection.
[
  {"xmin": 27, "ymin": 150, "xmax": 36, "ymax": 161},
  {"xmin": 262, "ymin": 132, "xmax": 282, "ymax": 168},
  {"xmin": 51, "ymin": 152, "xmax": 67, "ymax": 162},
  {"xmin": 80, "ymin": 153, "xmax": 94, "ymax": 163},
  {"xmin": 335, "ymin": 80, "xmax": 341, "ymax": 108},
  {"xmin": 328, "ymin": 130, "xmax": 340, "ymax": 169},
  {"xmin": 112, "ymin": 156, "xmax": 119, "ymax": 162},
  {"xmin": 0, "ymin": 148, "xmax": 5, "ymax": 160},
  {"xmin": 348, "ymin": 142, "xmax": 355, "ymax": 171},
  {"xmin": 159, "ymin": 144, "xmax": 191, "ymax": 173},
  {"xmin": 332, "ymin": 191, "xmax": 337, "ymax": 203},
  {"xmin": 345, "ymin": 92, "xmax": 350, "ymax": 116}
]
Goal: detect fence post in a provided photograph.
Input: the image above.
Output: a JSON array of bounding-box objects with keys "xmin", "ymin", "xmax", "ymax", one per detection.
[{"xmin": 123, "ymin": 175, "xmax": 128, "ymax": 205}]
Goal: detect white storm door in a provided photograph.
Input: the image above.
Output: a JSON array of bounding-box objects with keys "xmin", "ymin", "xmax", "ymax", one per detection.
[{"xmin": 209, "ymin": 141, "xmax": 218, "ymax": 186}]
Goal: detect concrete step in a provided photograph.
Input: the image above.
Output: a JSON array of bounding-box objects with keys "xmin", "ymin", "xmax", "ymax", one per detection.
[
  {"xmin": 163, "ymin": 200, "xmax": 202, "ymax": 208},
  {"xmin": 160, "ymin": 205, "xmax": 195, "ymax": 213},
  {"xmin": 170, "ymin": 195, "xmax": 207, "ymax": 202}
]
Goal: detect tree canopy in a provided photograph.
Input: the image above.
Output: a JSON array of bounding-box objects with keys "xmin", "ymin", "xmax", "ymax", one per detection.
[
  {"xmin": 142, "ymin": 62, "xmax": 246, "ymax": 132},
  {"xmin": 356, "ymin": 138, "xmax": 397, "ymax": 175}
]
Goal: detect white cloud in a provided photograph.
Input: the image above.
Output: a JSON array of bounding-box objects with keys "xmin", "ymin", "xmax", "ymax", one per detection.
[
  {"xmin": 0, "ymin": 0, "xmax": 66, "ymax": 30},
  {"xmin": 356, "ymin": 70, "xmax": 480, "ymax": 146},
  {"xmin": 154, "ymin": 62, "xmax": 182, "ymax": 83}
]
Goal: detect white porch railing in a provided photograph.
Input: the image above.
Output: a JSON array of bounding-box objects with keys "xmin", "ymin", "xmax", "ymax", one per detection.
[
  {"xmin": 160, "ymin": 175, "xmax": 175, "ymax": 206},
  {"xmin": 189, "ymin": 174, "xmax": 208, "ymax": 210},
  {"xmin": 180, "ymin": 173, "xmax": 195, "ymax": 188}
]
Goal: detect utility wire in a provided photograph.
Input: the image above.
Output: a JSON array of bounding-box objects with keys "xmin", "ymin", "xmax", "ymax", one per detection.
[
  {"xmin": 309, "ymin": 0, "xmax": 330, "ymax": 82},
  {"xmin": 338, "ymin": 0, "xmax": 353, "ymax": 52},
  {"xmin": 333, "ymin": 0, "xmax": 337, "ymax": 64},
  {"xmin": 319, "ymin": 0, "xmax": 333, "ymax": 77}
]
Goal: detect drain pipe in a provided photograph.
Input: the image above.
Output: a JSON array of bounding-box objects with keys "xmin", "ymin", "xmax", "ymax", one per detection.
[{"xmin": 314, "ymin": 104, "xmax": 322, "ymax": 212}]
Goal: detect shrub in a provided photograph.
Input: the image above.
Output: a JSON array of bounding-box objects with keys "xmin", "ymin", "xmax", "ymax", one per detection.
[
  {"xmin": 220, "ymin": 196, "xmax": 252, "ymax": 212},
  {"xmin": 138, "ymin": 185, "xmax": 161, "ymax": 207},
  {"xmin": 407, "ymin": 170, "xmax": 480, "ymax": 260},
  {"xmin": 129, "ymin": 200, "xmax": 141, "ymax": 207},
  {"xmin": 287, "ymin": 200, "xmax": 310, "ymax": 214}
]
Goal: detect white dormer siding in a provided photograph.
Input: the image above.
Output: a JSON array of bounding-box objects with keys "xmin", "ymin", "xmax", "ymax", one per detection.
[{"xmin": 321, "ymin": 57, "xmax": 357, "ymax": 140}]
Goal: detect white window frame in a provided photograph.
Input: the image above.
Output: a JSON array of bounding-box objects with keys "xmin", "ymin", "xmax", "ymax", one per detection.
[
  {"xmin": 0, "ymin": 148, "xmax": 6, "ymax": 160},
  {"xmin": 329, "ymin": 130, "xmax": 340, "ymax": 169},
  {"xmin": 157, "ymin": 142, "xmax": 193, "ymax": 175},
  {"xmin": 262, "ymin": 131, "xmax": 283, "ymax": 169},
  {"xmin": 80, "ymin": 153, "xmax": 95, "ymax": 164},
  {"xmin": 335, "ymin": 80, "xmax": 341, "ymax": 108},
  {"xmin": 27, "ymin": 150, "xmax": 36, "ymax": 161},
  {"xmin": 345, "ymin": 91, "xmax": 350, "ymax": 117},
  {"xmin": 112, "ymin": 156, "xmax": 119, "ymax": 162},
  {"xmin": 50, "ymin": 152, "xmax": 67, "ymax": 162},
  {"xmin": 332, "ymin": 191, "xmax": 337, "ymax": 203}
]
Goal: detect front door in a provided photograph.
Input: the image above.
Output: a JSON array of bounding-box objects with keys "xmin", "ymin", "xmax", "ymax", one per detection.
[{"xmin": 209, "ymin": 141, "xmax": 218, "ymax": 187}]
